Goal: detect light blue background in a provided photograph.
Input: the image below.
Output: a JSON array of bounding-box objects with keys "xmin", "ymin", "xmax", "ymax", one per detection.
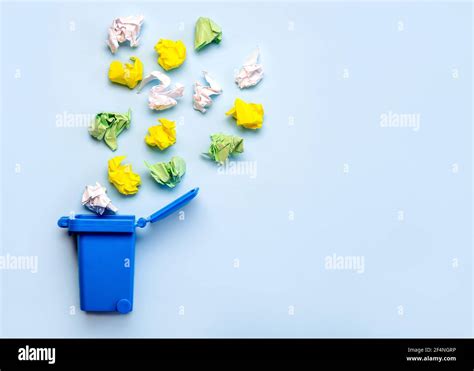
[{"xmin": 0, "ymin": 0, "xmax": 472, "ymax": 337}]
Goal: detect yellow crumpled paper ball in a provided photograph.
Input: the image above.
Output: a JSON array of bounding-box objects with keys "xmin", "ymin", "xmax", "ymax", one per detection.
[
  {"xmin": 108, "ymin": 156, "xmax": 141, "ymax": 195},
  {"xmin": 145, "ymin": 118, "xmax": 177, "ymax": 150},
  {"xmin": 108, "ymin": 56, "xmax": 143, "ymax": 89},
  {"xmin": 226, "ymin": 98, "xmax": 264, "ymax": 130},
  {"xmin": 154, "ymin": 39, "xmax": 186, "ymax": 71}
]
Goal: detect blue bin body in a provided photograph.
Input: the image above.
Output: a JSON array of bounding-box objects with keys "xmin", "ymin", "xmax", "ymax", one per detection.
[
  {"xmin": 75, "ymin": 215, "xmax": 135, "ymax": 313},
  {"xmin": 58, "ymin": 188, "xmax": 198, "ymax": 314}
]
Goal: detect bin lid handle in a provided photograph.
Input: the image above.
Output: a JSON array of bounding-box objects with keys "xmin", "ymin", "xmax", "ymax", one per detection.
[{"xmin": 136, "ymin": 187, "xmax": 199, "ymax": 228}]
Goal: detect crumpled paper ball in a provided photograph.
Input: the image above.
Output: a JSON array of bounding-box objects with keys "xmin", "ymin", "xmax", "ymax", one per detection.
[
  {"xmin": 144, "ymin": 118, "xmax": 176, "ymax": 150},
  {"xmin": 205, "ymin": 133, "xmax": 244, "ymax": 164},
  {"xmin": 108, "ymin": 156, "xmax": 141, "ymax": 195},
  {"xmin": 107, "ymin": 15, "xmax": 144, "ymax": 54},
  {"xmin": 194, "ymin": 17, "xmax": 222, "ymax": 51},
  {"xmin": 145, "ymin": 156, "xmax": 186, "ymax": 188},
  {"xmin": 108, "ymin": 56, "xmax": 143, "ymax": 89},
  {"xmin": 81, "ymin": 182, "xmax": 118, "ymax": 215},
  {"xmin": 154, "ymin": 39, "xmax": 186, "ymax": 71},
  {"xmin": 226, "ymin": 98, "xmax": 264, "ymax": 130}
]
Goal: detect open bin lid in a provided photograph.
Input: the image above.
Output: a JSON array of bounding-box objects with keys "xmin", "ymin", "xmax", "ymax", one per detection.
[
  {"xmin": 136, "ymin": 187, "xmax": 199, "ymax": 228},
  {"xmin": 58, "ymin": 188, "xmax": 199, "ymax": 232}
]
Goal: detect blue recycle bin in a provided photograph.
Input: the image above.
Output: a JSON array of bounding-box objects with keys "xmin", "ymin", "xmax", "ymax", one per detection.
[{"xmin": 57, "ymin": 188, "xmax": 199, "ymax": 314}]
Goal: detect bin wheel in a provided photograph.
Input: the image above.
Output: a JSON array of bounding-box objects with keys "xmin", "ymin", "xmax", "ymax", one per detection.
[{"xmin": 116, "ymin": 299, "xmax": 132, "ymax": 314}]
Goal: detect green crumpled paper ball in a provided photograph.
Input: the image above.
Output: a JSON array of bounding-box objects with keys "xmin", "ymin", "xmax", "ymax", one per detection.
[
  {"xmin": 145, "ymin": 156, "xmax": 186, "ymax": 188},
  {"xmin": 89, "ymin": 109, "xmax": 131, "ymax": 151},
  {"xmin": 205, "ymin": 133, "xmax": 244, "ymax": 164},
  {"xmin": 194, "ymin": 17, "xmax": 222, "ymax": 51}
]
